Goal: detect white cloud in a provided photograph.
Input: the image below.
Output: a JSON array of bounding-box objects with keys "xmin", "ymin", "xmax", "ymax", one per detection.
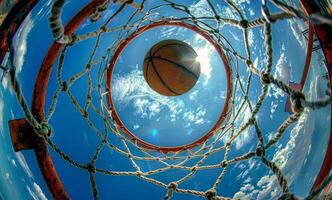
[
  {"xmin": 234, "ymin": 0, "xmax": 251, "ymax": 7},
  {"xmin": 257, "ymin": 174, "xmax": 272, "ymax": 188},
  {"xmin": 27, "ymin": 183, "xmax": 47, "ymax": 200},
  {"xmin": 219, "ymin": 90, "xmax": 227, "ymax": 99},
  {"xmin": 4, "ymin": 172, "xmax": 12, "ymax": 184},
  {"xmin": 112, "ymin": 69, "xmax": 185, "ymax": 122},
  {"xmin": 248, "ymin": 158, "xmax": 258, "ymax": 171},
  {"xmin": 252, "ymin": 107, "xmax": 314, "ymax": 199},
  {"xmin": 27, "ymin": 185, "xmax": 37, "ymax": 199},
  {"xmin": 249, "ymin": 8, "xmax": 255, "ymax": 17},
  {"xmin": 233, "ymin": 191, "xmax": 247, "ymax": 199},
  {"xmin": 189, "ymin": 90, "xmax": 198, "ymax": 101},
  {"xmin": 183, "ymin": 106, "xmax": 206, "ymax": 126},
  {"xmin": 13, "ymin": 13, "xmax": 34, "ymax": 75},
  {"xmin": 11, "ymin": 159, "xmax": 17, "ymax": 167},
  {"xmin": 273, "ymin": 110, "xmax": 314, "ymax": 171},
  {"xmin": 234, "ymin": 104, "xmax": 253, "ymax": 150},
  {"xmin": 15, "ymin": 152, "xmax": 34, "ymax": 179},
  {"xmin": 233, "ymin": 0, "xmax": 253, "ymax": 20},
  {"xmin": 10, "ymin": 109, "xmax": 14, "ymax": 119},
  {"xmin": 33, "ymin": 182, "xmax": 48, "ymax": 200},
  {"xmin": 248, "ymin": 29, "xmax": 254, "ymax": 47},
  {"xmin": 288, "ymin": 18, "xmax": 307, "ymax": 49},
  {"xmin": 233, "ymin": 74, "xmax": 318, "ymax": 198},
  {"xmin": 233, "ymin": 182, "xmax": 258, "ymax": 199},
  {"xmin": 83, "ymin": 132, "xmax": 91, "ymax": 147},
  {"xmin": 35, "ymin": 0, "xmax": 52, "ymax": 20},
  {"xmin": 133, "ymin": 124, "xmax": 140, "ymax": 130},
  {"xmin": 229, "ymin": 30, "xmax": 241, "ymax": 42},
  {"xmin": 112, "ymin": 68, "xmax": 212, "ymax": 130},
  {"xmin": 193, "ymin": 34, "xmax": 213, "ymax": 85},
  {"xmin": 189, "ymin": 0, "xmax": 214, "ymax": 18},
  {"xmin": 270, "ymin": 101, "xmax": 278, "ymax": 119},
  {"xmin": 1, "ymin": 74, "xmax": 8, "ymax": 89},
  {"xmin": 236, "ymin": 169, "xmax": 249, "ymax": 180},
  {"xmin": 1, "ymin": 51, "xmax": 10, "ymax": 90},
  {"xmin": 216, "ymin": 4, "xmax": 239, "ymax": 20},
  {"xmin": 0, "ymin": 93, "xmax": 4, "ymax": 136},
  {"xmin": 269, "ymin": 45, "xmax": 291, "ymax": 99},
  {"xmin": 244, "ymin": 177, "xmax": 252, "ymax": 184},
  {"xmin": 256, "ymin": 174, "xmax": 282, "ymax": 200}
]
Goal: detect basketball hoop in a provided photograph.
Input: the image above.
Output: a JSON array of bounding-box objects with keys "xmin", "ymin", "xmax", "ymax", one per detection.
[
  {"xmin": 1, "ymin": 0, "xmax": 331, "ymax": 199},
  {"xmin": 105, "ymin": 20, "xmax": 232, "ymax": 153}
]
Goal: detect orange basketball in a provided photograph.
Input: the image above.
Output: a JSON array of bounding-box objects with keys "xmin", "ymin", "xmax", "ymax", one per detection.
[{"xmin": 143, "ymin": 39, "xmax": 201, "ymax": 96}]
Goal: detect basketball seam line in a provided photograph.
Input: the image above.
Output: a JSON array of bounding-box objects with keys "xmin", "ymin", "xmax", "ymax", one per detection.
[
  {"xmin": 151, "ymin": 42, "xmax": 198, "ymax": 58},
  {"xmin": 150, "ymin": 56, "xmax": 200, "ymax": 79},
  {"xmin": 145, "ymin": 61, "xmax": 150, "ymax": 87},
  {"xmin": 143, "ymin": 48, "xmax": 155, "ymax": 88},
  {"xmin": 150, "ymin": 58, "xmax": 182, "ymax": 96}
]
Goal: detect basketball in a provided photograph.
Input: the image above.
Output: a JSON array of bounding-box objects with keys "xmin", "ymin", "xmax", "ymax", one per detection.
[{"xmin": 143, "ymin": 39, "xmax": 201, "ymax": 96}]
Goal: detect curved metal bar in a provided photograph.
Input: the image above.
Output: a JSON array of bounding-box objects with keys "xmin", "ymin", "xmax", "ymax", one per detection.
[
  {"xmin": 30, "ymin": 0, "xmax": 107, "ymax": 199},
  {"xmin": 0, "ymin": 0, "xmax": 39, "ymax": 63},
  {"xmin": 299, "ymin": 0, "xmax": 332, "ymax": 193},
  {"xmin": 300, "ymin": 22, "xmax": 314, "ymax": 91}
]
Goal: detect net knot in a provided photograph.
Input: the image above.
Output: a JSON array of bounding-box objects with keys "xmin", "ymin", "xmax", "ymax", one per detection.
[
  {"xmin": 191, "ymin": 166, "xmax": 198, "ymax": 172},
  {"xmin": 260, "ymin": 72, "xmax": 272, "ymax": 85},
  {"xmin": 87, "ymin": 163, "xmax": 96, "ymax": 173},
  {"xmin": 34, "ymin": 122, "xmax": 52, "ymax": 138},
  {"xmin": 248, "ymin": 117, "xmax": 255, "ymax": 125},
  {"xmin": 83, "ymin": 111, "xmax": 89, "ymax": 118},
  {"xmin": 278, "ymin": 193, "xmax": 297, "ymax": 200},
  {"xmin": 61, "ymin": 81, "xmax": 69, "ymax": 92},
  {"xmin": 220, "ymin": 160, "xmax": 228, "ymax": 168},
  {"xmin": 97, "ymin": 1, "xmax": 109, "ymax": 12},
  {"xmin": 204, "ymin": 189, "xmax": 216, "ymax": 200},
  {"xmin": 102, "ymin": 138, "xmax": 108, "ymax": 144},
  {"xmin": 135, "ymin": 171, "xmax": 143, "ymax": 177},
  {"xmin": 240, "ymin": 20, "xmax": 249, "ymax": 28},
  {"xmin": 163, "ymin": 182, "xmax": 177, "ymax": 200},
  {"xmin": 246, "ymin": 59, "xmax": 253, "ymax": 68},
  {"xmin": 91, "ymin": 12, "xmax": 101, "ymax": 22},
  {"xmin": 100, "ymin": 25, "xmax": 107, "ymax": 33},
  {"xmin": 256, "ymin": 145, "xmax": 265, "ymax": 157},
  {"xmin": 69, "ymin": 34, "xmax": 78, "ymax": 46},
  {"xmin": 167, "ymin": 182, "xmax": 177, "ymax": 191},
  {"xmin": 290, "ymin": 91, "xmax": 305, "ymax": 113}
]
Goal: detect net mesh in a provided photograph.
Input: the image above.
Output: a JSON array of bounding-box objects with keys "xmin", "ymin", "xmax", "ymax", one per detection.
[{"xmin": 4, "ymin": 0, "xmax": 332, "ymax": 199}]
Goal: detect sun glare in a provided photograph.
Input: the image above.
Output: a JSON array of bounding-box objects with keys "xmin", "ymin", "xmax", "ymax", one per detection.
[{"xmin": 195, "ymin": 46, "xmax": 212, "ymax": 84}]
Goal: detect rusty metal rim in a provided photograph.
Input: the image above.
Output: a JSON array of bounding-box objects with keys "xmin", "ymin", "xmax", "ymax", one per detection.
[
  {"xmin": 105, "ymin": 20, "xmax": 233, "ymax": 153},
  {"xmin": 31, "ymin": 0, "xmax": 108, "ymax": 199},
  {"xmin": 299, "ymin": 0, "xmax": 332, "ymax": 193}
]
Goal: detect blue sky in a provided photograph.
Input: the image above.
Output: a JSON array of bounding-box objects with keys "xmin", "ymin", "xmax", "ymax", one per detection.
[{"xmin": 0, "ymin": 0, "xmax": 331, "ymax": 200}]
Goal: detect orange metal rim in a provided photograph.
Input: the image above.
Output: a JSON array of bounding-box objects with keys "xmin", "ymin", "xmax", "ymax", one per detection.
[
  {"xmin": 299, "ymin": 0, "xmax": 332, "ymax": 193},
  {"xmin": 105, "ymin": 20, "xmax": 233, "ymax": 153}
]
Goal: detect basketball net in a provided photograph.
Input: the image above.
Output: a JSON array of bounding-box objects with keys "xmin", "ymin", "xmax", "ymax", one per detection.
[{"xmin": 4, "ymin": 0, "xmax": 332, "ymax": 199}]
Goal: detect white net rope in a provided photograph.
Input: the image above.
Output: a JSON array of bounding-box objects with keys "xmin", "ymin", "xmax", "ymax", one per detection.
[{"xmin": 5, "ymin": 0, "xmax": 332, "ymax": 199}]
